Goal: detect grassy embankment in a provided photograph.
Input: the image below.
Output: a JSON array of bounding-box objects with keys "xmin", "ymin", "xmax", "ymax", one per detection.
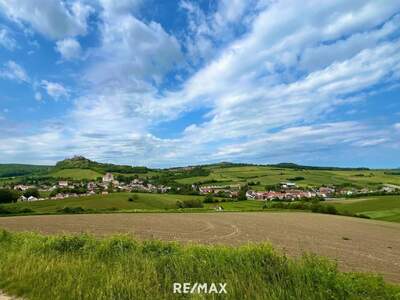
[{"xmin": 0, "ymin": 230, "xmax": 399, "ymax": 300}]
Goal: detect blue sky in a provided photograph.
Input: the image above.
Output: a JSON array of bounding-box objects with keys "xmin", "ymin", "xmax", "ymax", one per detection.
[{"xmin": 0, "ymin": 0, "xmax": 399, "ymax": 168}]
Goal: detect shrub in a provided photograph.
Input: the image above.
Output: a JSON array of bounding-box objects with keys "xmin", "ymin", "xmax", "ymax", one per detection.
[
  {"xmin": 0, "ymin": 189, "xmax": 20, "ymax": 204},
  {"xmin": 176, "ymin": 199, "xmax": 204, "ymax": 208},
  {"xmin": 203, "ymin": 194, "xmax": 214, "ymax": 203},
  {"xmin": 57, "ymin": 206, "xmax": 86, "ymax": 214}
]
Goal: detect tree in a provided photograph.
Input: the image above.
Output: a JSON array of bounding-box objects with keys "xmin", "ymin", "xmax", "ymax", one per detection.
[
  {"xmin": 238, "ymin": 185, "xmax": 248, "ymax": 201},
  {"xmin": 0, "ymin": 189, "xmax": 20, "ymax": 204},
  {"xmin": 23, "ymin": 188, "xmax": 40, "ymax": 198},
  {"xmin": 204, "ymin": 194, "xmax": 214, "ymax": 203}
]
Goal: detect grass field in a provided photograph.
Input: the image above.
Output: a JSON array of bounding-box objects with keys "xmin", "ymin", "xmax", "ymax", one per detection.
[
  {"xmin": 1, "ymin": 192, "xmax": 208, "ymax": 214},
  {"xmin": 50, "ymin": 168, "xmax": 103, "ymax": 180},
  {"xmin": 0, "ymin": 229, "xmax": 399, "ymax": 299},
  {"xmin": 329, "ymin": 195, "xmax": 400, "ymax": 223},
  {"xmin": 177, "ymin": 165, "xmax": 400, "ymax": 189}
]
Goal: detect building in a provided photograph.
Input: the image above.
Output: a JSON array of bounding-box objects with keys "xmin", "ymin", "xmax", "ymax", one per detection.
[
  {"xmin": 102, "ymin": 173, "xmax": 114, "ymax": 183},
  {"xmin": 58, "ymin": 181, "xmax": 68, "ymax": 187}
]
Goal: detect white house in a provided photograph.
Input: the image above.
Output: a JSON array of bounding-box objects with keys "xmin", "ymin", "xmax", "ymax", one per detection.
[
  {"xmin": 27, "ymin": 196, "xmax": 38, "ymax": 202},
  {"xmin": 58, "ymin": 181, "xmax": 68, "ymax": 187},
  {"xmin": 102, "ymin": 173, "xmax": 114, "ymax": 183}
]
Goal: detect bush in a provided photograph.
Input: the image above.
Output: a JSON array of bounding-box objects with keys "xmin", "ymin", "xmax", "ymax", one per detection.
[
  {"xmin": 57, "ymin": 206, "xmax": 86, "ymax": 214},
  {"xmin": 203, "ymin": 194, "xmax": 214, "ymax": 203},
  {"xmin": 128, "ymin": 194, "xmax": 139, "ymax": 202},
  {"xmin": 176, "ymin": 199, "xmax": 204, "ymax": 208},
  {"xmin": 0, "ymin": 189, "xmax": 20, "ymax": 204},
  {"xmin": 0, "ymin": 206, "xmax": 34, "ymax": 215}
]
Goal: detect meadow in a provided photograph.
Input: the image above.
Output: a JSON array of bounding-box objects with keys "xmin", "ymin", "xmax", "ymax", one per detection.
[
  {"xmin": 177, "ymin": 165, "xmax": 400, "ymax": 189},
  {"xmin": 50, "ymin": 168, "xmax": 102, "ymax": 180},
  {"xmin": 329, "ymin": 195, "xmax": 400, "ymax": 223},
  {"xmin": 2, "ymin": 192, "xmax": 400, "ymax": 225},
  {"xmin": 0, "ymin": 229, "xmax": 399, "ymax": 300}
]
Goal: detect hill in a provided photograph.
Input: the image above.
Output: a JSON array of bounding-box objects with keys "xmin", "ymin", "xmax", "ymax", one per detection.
[
  {"xmin": 54, "ymin": 156, "xmax": 149, "ymax": 174},
  {"xmin": 0, "ymin": 164, "xmax": 52, "ymax": 178}
]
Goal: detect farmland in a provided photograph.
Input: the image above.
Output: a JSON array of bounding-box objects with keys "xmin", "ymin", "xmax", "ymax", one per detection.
[
  {"xmin": 1, "ymin": 212, "xmax": 400, "ymax": 285},
  {"xmin": 329, "ymin": 195, "xmax": 400, "ymax": 222},
  {"xmin": 177, "ymin": 165, "xmax": 400, "ymax": 189}
]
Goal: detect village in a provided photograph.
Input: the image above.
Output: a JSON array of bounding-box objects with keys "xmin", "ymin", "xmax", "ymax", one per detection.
[
  {"xmin": 5, "ymin": 172, "xmax": 400, "ymax": 203},
  {"xmin": 11, "ymin": 173, "xmax": 171, "ymax": 202}
]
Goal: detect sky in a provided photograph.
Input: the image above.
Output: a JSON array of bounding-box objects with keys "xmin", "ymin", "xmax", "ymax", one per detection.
[{"xmin": 0, "ymin": 0, "xmax": 399, "ymax": 168}]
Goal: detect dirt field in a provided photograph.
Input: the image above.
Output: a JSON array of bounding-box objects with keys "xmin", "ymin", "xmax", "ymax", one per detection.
[{"xmin": 1, "ymin": 212, "xmax": 400, "ymax": 283}]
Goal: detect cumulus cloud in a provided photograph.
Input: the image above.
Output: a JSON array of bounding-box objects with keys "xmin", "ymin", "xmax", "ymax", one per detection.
[
  {"xmin": 0, "ymin": 60, "xmax": 29, "ymax": 82},
  {"xmin": 0, "ymin": 0, "xmax": 93, "ymax": 39},
  {"xmin": 84, "ymin": 3, "xmax": 182, "ymax": 89},
  {"xmin": 1, "ymin": 0, "xmax": 400, "ymax": 166},
  {"xmin": 0, "ymin": 28, "xmax": 16, "ymax": 50},
  {"xmin": 41, "ymin": 80, "xmax": 69, "ymax": 99},
  {"xmin": 55, "ymin": 38, "xmax": 81, "ymax": 60}
]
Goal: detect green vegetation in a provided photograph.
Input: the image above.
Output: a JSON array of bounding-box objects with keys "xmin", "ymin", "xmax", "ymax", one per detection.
[
  {"xmin": 54, "ymin": 156, "xmax": 149, "ymax": 174},
  {"xmin": 0, "ymin": 189, "xmax": 19, "ymax": 204},
  {"xmin": 50, "ymin": 168, "xmax": 102, "ymax": 180},
  {"xmin": 0, "ymin": 164, "xmax": 51, "ymax": 178},
  {"xmin": 0, "ymin": 230, "xmax": 398, "ymax": 300},
  {"xmin": 0, "ymin": 192, "xmax": 205, "ymax": 214},
  {"xmin": 330, "ymin": 196, "xmax": 400, "ymax": 223}
]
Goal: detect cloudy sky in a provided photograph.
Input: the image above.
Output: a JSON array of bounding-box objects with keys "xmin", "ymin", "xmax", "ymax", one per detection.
[{"xmin": 0, "ymin": 0, "xmax": 399, "ymax": 168}]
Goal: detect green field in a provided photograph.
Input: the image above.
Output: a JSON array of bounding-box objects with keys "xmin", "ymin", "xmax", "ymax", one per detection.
[
  {"xmin": 1, "ymin": 192, "xmax": 207, "ymax": 214},
  {"xmin": 329, "ymin": 195, "xmax": 400, "ymax": 223},
  {"xmin": 177, "ymin": 165, "xmax": 400, "ymax": 190},
  {"xmin": 50, "ymin": 168, "xmax": 103, "ymax": 180},
  {"xmin": 0, "ymin": 230, "xmax": 398, "ymax": 300}
]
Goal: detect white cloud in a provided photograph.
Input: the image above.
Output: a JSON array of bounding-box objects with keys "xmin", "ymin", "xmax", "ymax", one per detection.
[
  {"xmin": 41, "ymin": 80, "xmax": 69, "ymax": 99},
  {"xmin": 1, "ymin": 0, "xmax": 400, "ymax": 166},
  {"xmin": 0, "ymin": 60, "xmax": 29, "ymax": 82},
  {"xmin": 0, "ymin": 0, "xmax": 93, "ymax": 39},
  {"xmin": 84, "ymin": 5, "xmax": 182, "ymax": 89},
  {"xmin": 0, "ymin": 28, "xmax": 16, "ymax": 50},
  {"xmin": 56, "ymin": 38, "xmax": 81, "ymax": 60},
  {"xmin": 99, "ymin": 0, "xmax": 142, "ymax": 16}
]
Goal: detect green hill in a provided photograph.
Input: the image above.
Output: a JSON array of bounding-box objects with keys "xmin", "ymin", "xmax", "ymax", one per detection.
[
  {"xmin": 50, "ymin": 168, "xmax": 103, "ymax": 180},
  {"xmin": 55, "ymin": 156, "xmax": 149, "ymax": 174},
  {"xmin": 0, "ymin": 164, "xmax": 52, "ymax": 178}
]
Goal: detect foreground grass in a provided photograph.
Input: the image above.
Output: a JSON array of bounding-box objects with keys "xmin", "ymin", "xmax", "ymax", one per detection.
[{"xmin": 0, "ymin": 230, "xmax": 399, "ymax": 300}]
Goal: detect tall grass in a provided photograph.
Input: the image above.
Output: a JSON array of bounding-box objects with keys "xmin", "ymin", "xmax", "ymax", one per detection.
[{"xmin": 0, "ymin": 230, "xmax": 398, "ymax": 299}]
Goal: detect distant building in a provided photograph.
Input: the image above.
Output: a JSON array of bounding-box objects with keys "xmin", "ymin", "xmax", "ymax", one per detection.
[
  {"xmin": 102, "ymin": 173, "xmax": 114, "ymax": 183},
  {"xmin": 58, "ymin": 181, "xmax": 68, "ymax": 187}
]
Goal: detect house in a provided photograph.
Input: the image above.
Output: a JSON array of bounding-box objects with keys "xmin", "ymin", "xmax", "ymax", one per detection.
[
  {"xmin": 27, "ymin": 196, "xmax": 38, "ymax": 202},
  {"xmin": 280, "ymin": 182, "xmax": 297, "ymax": 189},
  {"xmin": 58, "ymin": 181, "xmax": 68, "ymax": 187},
  {"xmin": 18, "ymin": 195, "xmax": 27, "ymax": 202},
  {"xmin": 14, "ymin": 184, "xmax": 32, "ymax": 191},
  {"xmin": 102, "ymin": 173, "xmax": 114, "ymax": 183},
  {"xmin": 87, "ymin": 182, "xmax": 96, "ymax": 190}
]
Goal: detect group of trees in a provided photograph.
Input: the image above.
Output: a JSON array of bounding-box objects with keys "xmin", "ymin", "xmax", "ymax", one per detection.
[{"xmin": 0, "ymin": 189, "xmax": 20, "ymax": 204}]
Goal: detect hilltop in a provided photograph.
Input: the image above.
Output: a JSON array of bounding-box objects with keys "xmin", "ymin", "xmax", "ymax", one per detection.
[{"xmin": 54, "ymin": 156, "xmax": 149, "ymax": 174}]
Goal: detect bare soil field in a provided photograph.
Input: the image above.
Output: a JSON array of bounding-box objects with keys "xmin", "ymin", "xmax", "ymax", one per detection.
[{"xmin": 1, "ymin": 212, "xmax": 400, "ymax": 283}]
